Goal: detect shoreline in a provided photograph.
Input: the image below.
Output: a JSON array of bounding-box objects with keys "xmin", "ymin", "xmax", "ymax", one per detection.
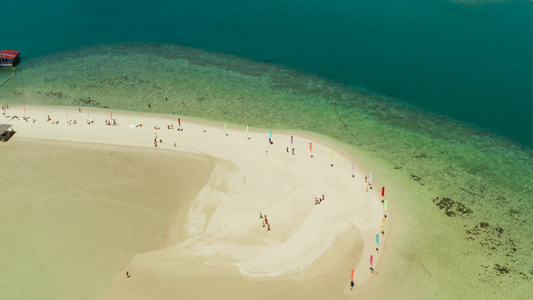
[{"xmin": 2, "ymin": 104, "xmax": 391, "ymax": 298}]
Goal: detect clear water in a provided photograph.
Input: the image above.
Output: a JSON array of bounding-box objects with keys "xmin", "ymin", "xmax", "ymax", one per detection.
[
  {"xmin": 1, "ymin": 0, "xmax": 532, "ymax": 298},
  {"xmin": 2, "ymin": 0, "xmax": 533, "ymax": 147}
]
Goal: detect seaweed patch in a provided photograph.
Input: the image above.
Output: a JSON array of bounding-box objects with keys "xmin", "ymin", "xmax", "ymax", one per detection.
[{"xmin": 432, "ymin": 197, "xmax": 472, "ymax": 217}]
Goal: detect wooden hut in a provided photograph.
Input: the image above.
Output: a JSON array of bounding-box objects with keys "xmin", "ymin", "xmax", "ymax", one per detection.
[{"xmin": 0, "ymin": 49, "xmax": 20, "ymax": 67}]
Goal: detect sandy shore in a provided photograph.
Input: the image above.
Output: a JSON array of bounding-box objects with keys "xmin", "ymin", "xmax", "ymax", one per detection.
[{"xmin": 1, "ymin": 105, "xmax": 388, "ymax": 299}]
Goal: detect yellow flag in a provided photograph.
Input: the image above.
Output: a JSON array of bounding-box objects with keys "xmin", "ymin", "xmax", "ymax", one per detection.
[
  {"xmin": 330, "ymin": 152, "xmax": 333, "ymax": 161},
  {"xmin": 382, "ymin": 218, "xmax": 385, "ymax": 228}
]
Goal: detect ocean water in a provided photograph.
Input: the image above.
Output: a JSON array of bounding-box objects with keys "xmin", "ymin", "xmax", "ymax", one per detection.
[
  {"xmin": 2, "ymin": 0, "xmax": 533, "ymax": 147},
  {"xmin": 1, "ymin": 0, "xmax": 532, "ymax": 298}
]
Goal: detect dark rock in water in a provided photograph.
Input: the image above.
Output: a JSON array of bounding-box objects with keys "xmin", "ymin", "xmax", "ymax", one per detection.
[
  {"xmin": 74, "ymin": 96, "xmax": 107, "ymax": 108},
  {"xmin": 414, "ymin": 153, "xmax": 428, "ymax": 159},
  {"xmin": 494, "ymin": 264, "xmax": 510, "ymax": 274},
  {"xmin": 432, "ymin": 197, "xmax": 472, "ymax": 217}
]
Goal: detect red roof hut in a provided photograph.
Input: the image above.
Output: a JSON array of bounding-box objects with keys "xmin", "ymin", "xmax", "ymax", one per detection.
[{"xmin": 0, "ymin": 49, "xmax": 20, "ymax": 67}]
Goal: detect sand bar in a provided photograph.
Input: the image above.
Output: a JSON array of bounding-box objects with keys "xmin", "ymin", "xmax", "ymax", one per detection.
[{"xmin": 1, "ymin": 105, "xmax": 388, "ymax": 298}]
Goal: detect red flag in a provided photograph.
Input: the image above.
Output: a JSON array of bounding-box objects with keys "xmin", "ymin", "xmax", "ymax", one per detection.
[
  {"xmin": 382, "ymin": 187, "xmax": 385, "ymax": 197},
  {"xmin": 309, "ymin": 142, "xmax": 312, "ymax": 152},
  {"xmin": 351, "ymin": 269, "xmax": 354, "ymax": 280},
  {"xmin": 178, "ymin": 118, "xmax": 181, "ymax": 127},
  {"xmin": 370, "ymin": 255, "xmax": 373, "ymax": 266}
]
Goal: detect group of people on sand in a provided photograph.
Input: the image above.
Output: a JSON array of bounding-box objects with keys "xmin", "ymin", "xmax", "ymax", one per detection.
[
  {"xmin": 314, "ymin": 194, "xmax": 325, "ymax": 205},
  {"xmin": 259, "ymin": 212, "xmax": 271, "ymax": 231},
  {"xmin": 286, "ymin": 147, "xmax": 295, "ymax": 155},
  {"xmin": 364, "ymin": 176, "xmax": 373, "ymax": 192},
  {"xmin": 105, "ymin": 119, "xmax": 118, "ymax": 126}
]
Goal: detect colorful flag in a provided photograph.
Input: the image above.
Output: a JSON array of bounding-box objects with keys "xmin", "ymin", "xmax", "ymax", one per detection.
[
  {"xmin": 369, "ymin": 173, "xmax": 373, "ymax": 183},
  {"xmin": 224, "ymin": 122, "xmax": 227, "ymax": 131},
  {"xmin": 382, "ymin": 187, "xmax": 385, "ymax": 197},
  {"xmin": 351, "ymin": 269, "xmax": 354, "ymax": 281},
  {"xmin": 309, "ymin": 142, "xmax": 312, "ymax": 152},
  {"xmin": 291, "ymin": 136, "xmax": 293, "ymax": 145},
  {"xmin": 370, "ymin": 255, "xmax": 373, "ymax": 266},
  {"xmin": 376, "ymin": 234, "xmax": 379, "ymax": 245},
  {"xmin": 384, "ymin": 200, "xmax": 388, "ymax": 212},
  {"xmin": 178, "ymin": 118, "xmax": 181, "ymax": 127},
  {"xmin": 270, "ymin": 130, "xmax": 272, "ymax": 139},
  {"xmin": 330, "ymin": 152, "xmax": 333, "ymax": 161},
  {"xmin": 382, "ymin": 218, "xmax": 385, "ymax": 228}
]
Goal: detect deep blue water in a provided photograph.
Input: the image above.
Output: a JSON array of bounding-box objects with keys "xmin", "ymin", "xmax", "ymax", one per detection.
[{"xmin": 3, "ymin": 0, "xmax": 533, "ymax": 147}]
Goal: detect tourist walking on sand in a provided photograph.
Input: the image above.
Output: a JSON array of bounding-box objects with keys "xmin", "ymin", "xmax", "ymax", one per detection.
[
  {"xmin": 126, "ymin": 271, "xmax": 131, "ymax": 278},
  {"xmin": 350, "ymin": 280, "xmax": 355, "ymax": 290},
  {"xmin": 267, "ymin": 223, "xmax": 271, "ymax": 231},
  {"xmin": 259, "ymin": 212, "xmax": 263, "ymax": 219}
]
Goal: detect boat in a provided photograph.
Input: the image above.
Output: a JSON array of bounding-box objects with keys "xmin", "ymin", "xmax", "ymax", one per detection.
[{"xmin": 0, "ymin": 49, "xmax": 20, "ymax": 67}]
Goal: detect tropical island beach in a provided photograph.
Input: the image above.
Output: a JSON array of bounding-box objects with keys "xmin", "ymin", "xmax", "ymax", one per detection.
[
  {"xmin": 1, "ymin": 105, "xmax": 390, "ymax": 299},
  {"xmin": 0, "ymin": 39, "xmax": 531, "ymax": 299}
]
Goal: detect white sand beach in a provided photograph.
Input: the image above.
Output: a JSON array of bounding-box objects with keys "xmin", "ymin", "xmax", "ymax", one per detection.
[{"xmin": 0, "ymin": 105, "xmax": 389, "ymax": 299}]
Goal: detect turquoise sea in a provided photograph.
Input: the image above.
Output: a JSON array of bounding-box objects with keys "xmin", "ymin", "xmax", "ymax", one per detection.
[{"xmin": 1, "ymin": 0, "xmax": 532, "ymax": 298}]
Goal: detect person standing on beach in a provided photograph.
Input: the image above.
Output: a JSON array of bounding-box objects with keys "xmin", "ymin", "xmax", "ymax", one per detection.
[
  {"xmin": 267, "ymin": 223, "xmax": 271, "ymax": 231},
  {"xmin": 126, "ymin": 271, "xmax": 131, "ymax": 278},
  {"xmin": 350, "ymin": 280, "xmax": 355, "ymax": 290},
  {"xmin": 259, "ymin": 212, "xmax": 263, "ymax": 219}
]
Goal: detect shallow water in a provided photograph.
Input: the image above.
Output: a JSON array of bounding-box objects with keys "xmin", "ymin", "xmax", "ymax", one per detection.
[
  {"xmin": 0, "ymin": 139, "xmax": 213, "ymax": 299},
  {"xmin": 1, "ymin": 44, "xmax": 531, "ymax": 298}
]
